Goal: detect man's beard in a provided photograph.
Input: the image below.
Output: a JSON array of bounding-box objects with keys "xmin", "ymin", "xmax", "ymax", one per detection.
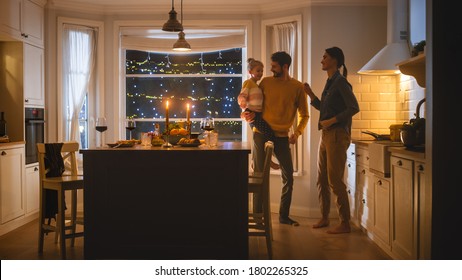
[{"xmin": 272, "ymin": 71, "xmax": 282, "ymax": 77}]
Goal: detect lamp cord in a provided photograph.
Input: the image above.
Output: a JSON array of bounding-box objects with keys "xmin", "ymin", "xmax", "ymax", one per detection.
[{"xmin": 180, "ymin": 0, "xmax": 183, "ymax": 25}]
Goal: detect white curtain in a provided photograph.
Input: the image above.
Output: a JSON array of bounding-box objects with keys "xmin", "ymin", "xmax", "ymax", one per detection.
[
  {"xmin": 271, "ymin": 22, "xmax": 297, "ymax": 77},
  {"xmin": 62, "ymin": 24, "xmax": 96, "ymax": 146}
]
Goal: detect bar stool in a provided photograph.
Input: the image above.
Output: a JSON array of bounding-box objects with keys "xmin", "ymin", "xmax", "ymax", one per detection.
[
  {"xmin": 37, "ymin": 142, "xmax": 84, "ymax": 259},
  {"xmin": 248, "ymin": 141, "xmax": 274, "ymax": 259}
]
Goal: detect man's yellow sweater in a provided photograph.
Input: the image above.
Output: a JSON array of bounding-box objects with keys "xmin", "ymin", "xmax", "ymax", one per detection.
[{"xmin": 258, "ymin": 76, "xmax": 309, "ymax": 138}]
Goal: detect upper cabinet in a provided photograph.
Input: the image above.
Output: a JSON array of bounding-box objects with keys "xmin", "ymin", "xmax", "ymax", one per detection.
[
  {"xmin": 24, "ymin": 43, "xmax": 45, "ymax": 107},
  {"xmin": 397, "ymin": 53, "xmax": 426, "ymax": 88},
  {"xmin": 0, "ymin": 0, "xmax": 45, "ymax": 47}
]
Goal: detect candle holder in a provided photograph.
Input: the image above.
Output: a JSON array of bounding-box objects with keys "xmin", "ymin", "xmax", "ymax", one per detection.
[
  {"xmin": 186, "ymin": 120, "xmax": 192, "ymax": 139},
  {"xmin": 162, "ymin": 133, "xmax": 173, "ymax": 148}
]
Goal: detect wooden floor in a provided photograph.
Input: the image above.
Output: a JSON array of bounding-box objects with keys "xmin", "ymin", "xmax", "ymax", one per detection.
[{"xmin": 0, "ymin": 214, "xmax": 390, "ymax": 260}]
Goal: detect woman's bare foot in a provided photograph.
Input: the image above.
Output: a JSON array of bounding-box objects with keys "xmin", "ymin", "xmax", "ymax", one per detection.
[
  {"xmin": 312, "ymin": 218, "xmax": 329, "ymax": 228},
  {"xmin": 326, "ymin": 221, "xmax": 351, "ymax": 234},
  {"xmin": 270, "ymin": 161, "xmax": 280, "ymax": 170}
]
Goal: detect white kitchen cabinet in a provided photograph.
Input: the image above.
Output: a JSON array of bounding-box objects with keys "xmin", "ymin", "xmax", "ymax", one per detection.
[
  {"xmin": 355, "ymin": 146, "xmax": 374, "ymax": 231},
  {"xmin": 0, "ymin": 0, "xmax": 45, "ymax": 47},
  {"xmin": 415, "ymin": 160, "xmax": 431, "ymax": 259},
  {"xmin": 390, "ymin": 155, "xmax": 417, "ymax": 260},
  {"xmin": 344, "ymin": 143, "xmax": 357, "ymax": 223},
  {"xmin": 24, "ymin": 43, "xmax": 45, "ymax": 107},
  {"xmin": 25, "ymin": 163, "xmax": 40, "ymax": 215},
  {"xmin": 0, "ymin": 144, "xmax": 25, "ymax": 224},
  {"xmin": 373, "ymin": 175, "xmax": 391, "ymax": 251}
]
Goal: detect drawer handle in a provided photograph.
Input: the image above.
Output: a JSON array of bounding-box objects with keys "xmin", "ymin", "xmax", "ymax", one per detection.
[
  {"xmin": 25, "ymin": 99, "xmax": 29, "ymax": 103},
  {"xmin": 366, "ymin": 156, "xmax": 370, "ymax": 160},
  {"xmin": 361, "ymin": 169, "xmax": 366, "ymax": 174},
  {"xmin": 1, "ymin": 151, "xmax": 6, "ymax": 156},
  {"xmin": 34, "ymin": 167, "xmax": 39, "ymax": 171},
  {"xmin": 362, "ymin": 198, "xmax": 366, "ymax": 204},
  {"xmin": 348, "ymin": 163, "xmax": 351, "ymax": 167},
  {"xmin": 351, "ymin": 152, "xmax": 355, "ymax": 156},
  {"xmin": 397, "ymin": 160, "xmax": 402, "ymax": 166},
  {"xmin": 347, "ymin": 189, "xmax": 351, "ymax": 194},
  {"xmin": 418, "ymin": 165, "xmax": 424, "ymax": 171},
  {"xmin": 378, "ymin": 180, "xmax": 382, "ymax": 185}
]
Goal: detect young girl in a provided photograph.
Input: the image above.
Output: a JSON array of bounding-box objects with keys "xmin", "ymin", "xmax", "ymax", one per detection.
[{"xmin": 238, "ymin": 58, "xmax": 279, "ymax": 169}]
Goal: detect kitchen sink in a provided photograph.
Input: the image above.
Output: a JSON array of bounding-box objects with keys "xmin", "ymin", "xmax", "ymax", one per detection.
[{"xmin": 368, "ymin": 141, "xmax": 404, "ymax": 177}]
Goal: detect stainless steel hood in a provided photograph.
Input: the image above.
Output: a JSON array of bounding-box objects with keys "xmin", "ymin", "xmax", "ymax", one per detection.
[{"xmin": 358, "ymin": 0, "xmax": 410, "ymax": 75}]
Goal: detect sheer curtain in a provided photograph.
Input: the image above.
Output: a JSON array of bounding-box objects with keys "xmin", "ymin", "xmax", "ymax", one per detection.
[
  {"xmin": 62, "ymin": 24, "xmax": 96, "ymax": 147},
  {"xmin": 272, "ymin": 22, "xmax": 297, "ymax": 77}
]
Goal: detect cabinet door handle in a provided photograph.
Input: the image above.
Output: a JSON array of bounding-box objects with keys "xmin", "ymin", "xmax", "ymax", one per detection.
[
  {"xmin": 366, "ymin": 156, "xmax": 370, "ymax": 160},
  {"xmin": 351, "ymin": 152, "xmax": 355, "ymax": 156},
  {"xmin": 397, "ymin": 160, "xmax": 402, "ymax": 166},
  {"xmin": 348, "ymin": 163, "xmax": 351, "ymax": 167},
  {"xmin": 378, "ymin": 180, "xmax": 382, "ymax": 185},
  {"xmin": 418, "ymin": 165, "xmax": 424, "ymax": 171},
  {"xmin": 25, "ymin": 99, "xmax": 29, "ymax": 103},
  {"xmin": 361, "ymin": 169, "xmax": 366, "ymax": 174},
  {"xmin": 34, "ymin": 167, "xmax": 39, "ymax": 171},
  {"xmin": 362, "ymin": 198, "xmax": 366, "ymax": 204},
  {"xmin": 347, "ymin": 189, "xmax": 351, "ymax": 194},
  {"xmin": 1, "ymin": 151, "xmax": 6, "ymax": 156}
]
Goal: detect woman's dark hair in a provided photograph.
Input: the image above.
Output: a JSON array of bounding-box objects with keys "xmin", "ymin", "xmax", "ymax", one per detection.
[
  {"xmin": 271, "ymin": 51, "xmax": 291, "ymax": 68},
  {"xmin": 326, "ymin": 46, "xmax": 348, "ymax": 78}
]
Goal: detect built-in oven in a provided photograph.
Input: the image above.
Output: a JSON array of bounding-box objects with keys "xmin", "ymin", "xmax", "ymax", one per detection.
[{"xmin": 25, "ymin": 108, "xmax": 45, "ymax": 165}]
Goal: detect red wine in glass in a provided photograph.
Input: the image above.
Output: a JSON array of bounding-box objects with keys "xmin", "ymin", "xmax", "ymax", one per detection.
[
  {"xmin": 200, "ymin": 117, "xmax": 215, "ymax": 131},
  {"xmin": 125, "ymin": 120, "xmax": 136, "ymax": 139},
  {"xmin": 96, "ymin": 117, "xmax": 107, "ymax": 147},
  {"xmin": 95, "ymin": 126, "xmax": 107, "ymax": 133}
]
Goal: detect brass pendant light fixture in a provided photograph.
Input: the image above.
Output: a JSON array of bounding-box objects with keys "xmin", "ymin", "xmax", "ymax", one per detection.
[
  {"xmin": 162, "ymin": 0, "xmax": 183, "ymax": 32},
  {"xmin": 173, "ymin": 31, "xmax": 191, "ymax": 51},
  {"xmin": 172, "ymin": 0, "xmax": 191, "ymax": 51}
]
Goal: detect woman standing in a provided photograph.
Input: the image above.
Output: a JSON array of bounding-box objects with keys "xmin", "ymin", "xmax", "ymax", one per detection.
[{"xmin": 304, "ymin": 47, "xmax": 359, "ymax": 234}]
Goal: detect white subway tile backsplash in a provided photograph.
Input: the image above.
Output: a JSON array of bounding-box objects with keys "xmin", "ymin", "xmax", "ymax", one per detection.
[
  {"xmin": 361, "ymin": 111, "xmax": 380, "ymax": 120},
  {"xmin": 351, "ymin": 73, "xmax": 425, "ymax": 135},
  {"xmin": 361, "ymin": 92, "xmax": 380, "ymax": 102}
]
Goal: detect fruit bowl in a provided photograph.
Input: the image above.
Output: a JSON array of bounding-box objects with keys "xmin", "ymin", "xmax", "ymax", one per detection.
[{"xmin": 162, "ymin": 134, "xmax": 184, "ymax": 145}]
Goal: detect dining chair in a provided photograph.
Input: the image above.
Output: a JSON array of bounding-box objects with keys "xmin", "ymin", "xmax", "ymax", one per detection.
[
  {"xmin": 37, "ymin": 141, "xmax": 84, "ymax": 259},
  {"xmin": 248, "ymin": 140, "xmax": 274, "ymax": 259}
]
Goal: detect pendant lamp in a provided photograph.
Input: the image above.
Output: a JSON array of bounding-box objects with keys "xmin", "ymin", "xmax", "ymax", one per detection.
[
  {"xmin": 172, "ymin": 0, "xmax": 191, "ymax": 51},
  {"xmin": 162, "ymin": 0, "xmax": 183, "ymax": 32}
]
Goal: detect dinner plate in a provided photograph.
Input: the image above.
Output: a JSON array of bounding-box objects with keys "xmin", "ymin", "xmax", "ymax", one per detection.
[
  {"xmin": 107, "ymin": 142, "xmax": 135, "ymax": 148},
  {"xmin": 177, "ymin": 143, "xmax": 201, "ymax": 147}
]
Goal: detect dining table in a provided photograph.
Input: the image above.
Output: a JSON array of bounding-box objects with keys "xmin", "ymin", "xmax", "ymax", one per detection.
[{"xmin": 80, "ymin": 141, "xmax": 251, "ymax": 260}]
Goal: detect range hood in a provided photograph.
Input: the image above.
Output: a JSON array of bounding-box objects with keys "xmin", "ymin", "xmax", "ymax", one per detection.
[{"xmin": 358, "ymin": 0, "xmax": 410, "ymax": 75}]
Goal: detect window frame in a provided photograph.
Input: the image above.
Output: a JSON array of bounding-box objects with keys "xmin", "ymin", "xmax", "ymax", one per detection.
[{"xmin": 114, "ymin": 20, "xmax": 253, "ymax": 142}]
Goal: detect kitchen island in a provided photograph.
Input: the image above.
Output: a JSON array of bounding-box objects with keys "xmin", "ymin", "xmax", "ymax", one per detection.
[{"xmin": 80, "ymin": 142, "xmax": 251, "ymax": 260}]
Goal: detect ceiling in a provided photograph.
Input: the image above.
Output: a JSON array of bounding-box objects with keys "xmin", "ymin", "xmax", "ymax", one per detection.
[{"xmin": 49, "ymin": 0, "xmax": 387, "ymax": 14}]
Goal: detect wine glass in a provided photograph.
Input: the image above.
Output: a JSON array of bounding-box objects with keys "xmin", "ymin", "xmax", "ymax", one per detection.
[
  {"xmin": 200, "ymin": 117, "xmax": 215, "ymax": 132},
  {"xmin": 125, "ymin": 119, "xmax": 136, "ymax": 139},
  {"xmin": 95, "ymin": 117, "xmax": 107, "ymax": 147},
  {"xmin": 200, "ymin": 117, "xmax": 215, "ymax": 146}
]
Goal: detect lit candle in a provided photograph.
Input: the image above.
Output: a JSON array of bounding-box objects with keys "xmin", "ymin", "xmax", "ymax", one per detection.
[
  {"xmin": 186, "ymin": 103, "xmax": 190, "ymax": 123},
  {"xmin": 165, "ymin": 100, "xmax": 169, "ymax": 134}
]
